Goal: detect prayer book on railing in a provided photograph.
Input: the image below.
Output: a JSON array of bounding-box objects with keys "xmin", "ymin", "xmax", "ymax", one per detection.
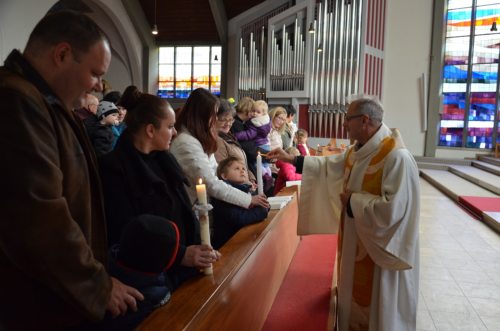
[{"xmin": 268, "ymin": 195, "xmax": 294, "ymax": 210}]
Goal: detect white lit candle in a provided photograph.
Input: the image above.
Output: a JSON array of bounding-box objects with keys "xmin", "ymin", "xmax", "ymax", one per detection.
[
  {"xmin": 196, "ymin": 178, "xmax": 208, "ymax": 205},
  {"xmin": 199, "ymin": 212, "xmax": 213, "ymax": 275},
  {"xmin": 195, "ymin": 178, "xmax": 213, "ymax": 275},
  {"xmin": 256, "ymin": 152, "xmax": 263, "ymax": 195}
]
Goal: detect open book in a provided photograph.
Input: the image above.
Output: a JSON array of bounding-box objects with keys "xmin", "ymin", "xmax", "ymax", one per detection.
[{"xmin": 267, "ymin": 195, "xmax": 294, "ymax": 210}]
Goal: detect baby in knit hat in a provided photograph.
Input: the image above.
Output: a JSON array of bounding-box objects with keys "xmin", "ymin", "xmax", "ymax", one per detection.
[
  {"xmin": 87, "ymin": 100, "xmax": 120, "ymax": 157},
  {"xmin": 103, "ymin": 214, "xmax": 180, "ymax": 331}
]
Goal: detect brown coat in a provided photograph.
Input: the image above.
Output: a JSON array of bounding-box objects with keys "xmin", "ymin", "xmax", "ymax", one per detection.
[{"xmin": 0, "ymin": 50, "xmax": 111, "ymax": 331}]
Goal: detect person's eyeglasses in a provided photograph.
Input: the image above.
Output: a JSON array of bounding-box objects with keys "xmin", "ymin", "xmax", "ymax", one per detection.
[
  {"xmin": 345, "ymin": 114, "xmax": 365, "ymax": 121},
  {"xmin": 217, "ymin": 118, "xmax": 234, "ymax": 124},
  {"xmin": 276, "ymin": 116, "xmax": 287, "ymax": 122}
]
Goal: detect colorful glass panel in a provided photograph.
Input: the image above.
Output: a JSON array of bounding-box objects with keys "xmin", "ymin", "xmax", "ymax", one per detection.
[
  {"xmin": 466, "ymin": 11, "xmax": 500, "ymax": 148},
  {"xmin": 439, "ymin": 1, "xmax": 500, "ymax": 149},
  {"xmin": 158, "ymin": 81, "xmax": 174, "ymax": 98},
  {"xmin": 447, "ymin": 8, "xmax": 472, "ymax": 37},
  {"xmin": 159, "ymin": 64, "xmax": 174, "ymax": 82},
  {"xmin": 158, "ymin": 46, "xmax": 222, "ymax": 99},
  {"xmin": 211, "ymin": 63, "xmax": 221, "ymax": 96}
]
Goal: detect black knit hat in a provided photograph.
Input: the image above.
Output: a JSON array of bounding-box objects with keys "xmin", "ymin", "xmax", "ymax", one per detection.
[
  {"xmin": 118, "ymin": 214, "xmax": 179, "ymax": 274},
  {"xmin": 96, "ymin": 101, "xmax": 119, "ymax": 120}
]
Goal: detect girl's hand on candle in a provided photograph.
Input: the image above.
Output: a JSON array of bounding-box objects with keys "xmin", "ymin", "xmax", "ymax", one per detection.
[
  {"xmin": 182, "ymin": 245, "xmax": 221, "ymax": 268},
  {"xmin": 250, "ymin": 194, "xmax": 270, "ymax": 209},
  {"xmin": 250, "ymin": 180, "xmax": 258, "ymax": 192}
]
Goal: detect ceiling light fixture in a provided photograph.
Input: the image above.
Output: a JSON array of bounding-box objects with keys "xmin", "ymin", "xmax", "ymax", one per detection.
[{"xmin": 152, "ymin": 0, "xmax": 158, "ymax": 35}]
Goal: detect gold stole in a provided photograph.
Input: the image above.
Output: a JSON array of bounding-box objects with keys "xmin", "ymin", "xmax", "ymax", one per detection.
[{"xmin": 337, "ymin": 136, "xmax": 397, "ymax": 330}]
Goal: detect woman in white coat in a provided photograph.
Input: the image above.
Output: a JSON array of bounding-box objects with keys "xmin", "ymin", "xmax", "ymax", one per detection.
[{"xmin": 170, "ymin": 88, "xmax": 269, "ymax": 210}]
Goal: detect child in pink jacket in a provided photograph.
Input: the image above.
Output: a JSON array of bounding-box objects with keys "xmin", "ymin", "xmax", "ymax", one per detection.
[{"xmin": 273, "ymin": 147, "xmax": 302, "ymax": 195}]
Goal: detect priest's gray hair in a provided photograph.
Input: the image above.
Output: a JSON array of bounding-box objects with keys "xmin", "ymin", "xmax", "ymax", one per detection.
[{"xmin": 347, "ymin": 95, "xmax": 384, "ymax": 123}]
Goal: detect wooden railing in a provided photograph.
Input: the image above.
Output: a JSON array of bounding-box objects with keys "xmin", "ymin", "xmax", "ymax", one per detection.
[{"xmin": 138, "ymin": 187, "xmax": 300, "ymax": 331}]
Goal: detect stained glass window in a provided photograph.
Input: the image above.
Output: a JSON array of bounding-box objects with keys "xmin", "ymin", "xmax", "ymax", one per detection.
[
  {"xmin": 439, "ymin": 0, "xmax": 500, "ymax": 149},
  {"xmin": 158, "ymin": 46, "xmax": 221, "ymax": 99}
]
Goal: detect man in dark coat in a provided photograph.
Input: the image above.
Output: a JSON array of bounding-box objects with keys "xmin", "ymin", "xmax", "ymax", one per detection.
[{"xmin": 0, "ymin": 11, "xmax": 142, "ymax": 331}]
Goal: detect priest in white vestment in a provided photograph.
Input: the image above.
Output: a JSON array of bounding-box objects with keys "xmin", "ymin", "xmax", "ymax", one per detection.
[{"xmin": 267, "ymin": 97, "xmax": 420, "ymax": 331}]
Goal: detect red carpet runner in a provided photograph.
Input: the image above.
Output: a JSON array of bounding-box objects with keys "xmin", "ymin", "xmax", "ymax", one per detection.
[{"xmin": 262, "ymin": 234, "xmax": 338, "ymax": 331}]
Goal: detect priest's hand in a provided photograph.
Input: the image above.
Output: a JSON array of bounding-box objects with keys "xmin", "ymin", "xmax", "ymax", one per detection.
[{"xmin": 266, "ymin": 148, "xmax": 295, "ymax": 163}]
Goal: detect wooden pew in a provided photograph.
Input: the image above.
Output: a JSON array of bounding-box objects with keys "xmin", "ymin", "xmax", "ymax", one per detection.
[{"xmin": 138, "ymin": 187, "xmax": 300, "ymax": 331}]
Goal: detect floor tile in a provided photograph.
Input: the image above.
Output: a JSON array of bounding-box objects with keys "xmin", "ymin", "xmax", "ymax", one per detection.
[
  {"xmin": 481, "ymin": 317, "xmax": 500, "ymax": 331},
  {"xmin": 417, "ymin": 308, "xmax": 436, "ymax": 330},
  {"xmin": 429, "ymin": 310, "xmax": 487, "ymax": 331},
  {"xmin": 457, "ymin": 281, "xmax": 500, "ymax": 300},
  {"xmin": 423, "ymin": 294, "xmax": 471, "ymax": 313},
  {"xmin": 468, "ymin": 297, "xmax": 500, "ymax": 318},
  {"xmin": 415, "ymin": 178, "xmax": 500, "ymax": 330}
]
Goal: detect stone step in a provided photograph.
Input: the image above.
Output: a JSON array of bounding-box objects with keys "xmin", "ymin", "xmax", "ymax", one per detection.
[
  {"xmin": 477, "ymin": 155, "xmax": 500, "ymax": 167},
  {"xmin": 448, "ymin": 165, "xmax": 500, "ymax": 195},
  {"xmin": 417, "ymin": 159, "xmax": 500, "ymax": 195},
  {"xmin": 471, "ymin": 160, "xmax": 500, "ymax": 176},
  {"xmin": 419, "ymin": 169, "xmax": 497, "ymax": 202}
]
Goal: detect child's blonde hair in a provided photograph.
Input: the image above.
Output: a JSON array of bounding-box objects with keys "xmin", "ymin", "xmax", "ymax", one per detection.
[
  {"xmin": 295, "ymin": 129, "xmax": 308, "ymax": 140},
  {"xmin": 254, "ymin": 100, "xmax": 269, "ymax": 115},
  {"xmin": 285, "ymin": 146, "xmax": 301, "ymax": 157}
]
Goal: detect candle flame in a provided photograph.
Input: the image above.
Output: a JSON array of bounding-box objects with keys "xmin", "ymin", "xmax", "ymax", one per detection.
[{"xmin": 198, "ymin": 178, "xmax": 203, "ymax": 185}]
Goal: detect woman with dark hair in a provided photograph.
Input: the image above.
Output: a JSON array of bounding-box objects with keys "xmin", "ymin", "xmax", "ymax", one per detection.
[
  {"xmin": 99, "ymin": 92, "xmax": 219, "ymax": 291},
  {"xmin": 170, "ymin": 88, "xmax": 268, "ymax": 209},
  {"xmin": 214, "ymin": 99, "xmax": 256, "ymax": 187}
]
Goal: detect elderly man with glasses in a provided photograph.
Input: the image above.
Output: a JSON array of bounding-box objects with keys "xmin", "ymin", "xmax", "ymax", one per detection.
[{"xmin": 267, "ymin": 96, "xmax": 420, "ymax": 331}]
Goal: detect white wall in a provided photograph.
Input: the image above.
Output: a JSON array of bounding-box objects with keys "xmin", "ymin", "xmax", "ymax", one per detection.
[
  {"xmin": 0, "ymin": 0, "xmax": 144, "ymax": 95},
  {"xmin": 91, "ymin": 0, "xmax": 144, "ymax": 92},
  {"xmin": 382, "ymin": 0, "xmax": 433, "ymax": 156},
  {"xmin": 0, "ymin": 0, "xmax": 56, "ymax": 62}
]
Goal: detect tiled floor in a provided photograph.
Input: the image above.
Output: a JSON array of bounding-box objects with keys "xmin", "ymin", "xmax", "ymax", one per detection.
[{"xmin": 418, "ymin": 179, "xmax": 500, "ymax": 331}]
